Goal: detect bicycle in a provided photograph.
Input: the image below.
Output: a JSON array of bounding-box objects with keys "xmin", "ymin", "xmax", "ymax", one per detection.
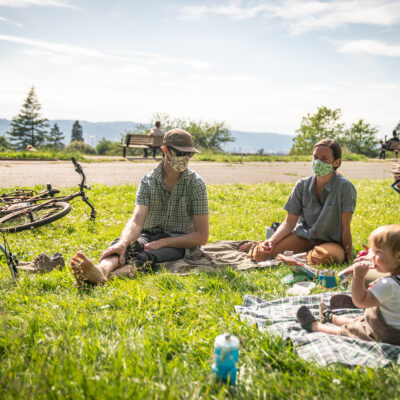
[
  {"xmin": 0, "ymin": 157, "xmax": 96, "ymax": 232},
  {"xmin": 0, "ymin": 230, "xmax": 18, "ymax": 279}
]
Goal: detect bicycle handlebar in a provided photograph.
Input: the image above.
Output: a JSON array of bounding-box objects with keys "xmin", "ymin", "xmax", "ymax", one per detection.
[
  {"xmin": 71, "ymin": 157, "xmax": 87, "ymax": 189},
  {"xmin": 70, "ymin": 158, "xmax": 96, "ymax": 219}
]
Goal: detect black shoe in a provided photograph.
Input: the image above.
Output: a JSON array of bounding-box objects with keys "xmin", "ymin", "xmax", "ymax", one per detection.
[
  {"xmin": 296, "ymin": 306, "xmax": 317, "ymax": 332},
  {"xmin": 270, "ymin": 222, "xmax": 281, "ymax": 231}
]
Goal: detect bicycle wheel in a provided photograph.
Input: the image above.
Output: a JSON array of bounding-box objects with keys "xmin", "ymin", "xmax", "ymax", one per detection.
[{"xmin": 0, "ymin": 202, "xmax": 72, "ymax": 232}]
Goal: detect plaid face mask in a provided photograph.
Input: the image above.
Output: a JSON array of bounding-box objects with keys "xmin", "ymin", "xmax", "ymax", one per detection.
[{"xmin": 312, "ymin": 159, "xmax": 333, "ymax": 177}]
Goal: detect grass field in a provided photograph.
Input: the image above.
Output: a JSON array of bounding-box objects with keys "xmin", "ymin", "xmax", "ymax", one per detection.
[
  {"xmin": 0, "ymin": 180, "xmax": 399, "ymax": 399},
  {"xmin": 0, "ymin": 150, "xmax": 372, "ymax": 163}
]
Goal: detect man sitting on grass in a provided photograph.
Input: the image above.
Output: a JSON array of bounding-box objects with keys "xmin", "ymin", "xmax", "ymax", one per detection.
[{"xmin": 70, "ymin": 129, "xmax": 209, "ymax": 285}]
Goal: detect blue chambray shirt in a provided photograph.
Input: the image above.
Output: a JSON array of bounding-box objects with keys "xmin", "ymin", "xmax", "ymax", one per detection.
[
  {"xmin": 135, "ymin": 161, "xmax": 208, "ymax": 236},
  {"xmin": 284, "ymin": 173, "xmax": 357, "ymax": 244}
]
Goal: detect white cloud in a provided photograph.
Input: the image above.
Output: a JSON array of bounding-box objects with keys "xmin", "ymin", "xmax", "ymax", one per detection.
[
  {"xmin": 0, "ymin": 16, "xmax": 22, "ymax": 26},
  {"xmin": 0, "ymin": 34, "xmax": 211, "ymax": 73},
  {"xmin": 0, "ymin": 34, "xmax": 104, "ymax": 58},
  {"xmin": 0, "ymin": 48, "xmax": 398, "ymax": 137},
  {"xmin": 337, "ymin": 39, "xmax": 400, "ymax": 56},
  {"xmin": 0, "ymin": 0, "xmax": 74, "ymax": 8},
  {"xmin": 178, "ymin": 3, "xmax": 270, "ymax": 21},
  {"xmin": 111, "ymin": 49, "xmax": 211, "ymax": 70},
  {"xmin": 177, "ymin": 0, "xmax": 400, "ymax": 34}
]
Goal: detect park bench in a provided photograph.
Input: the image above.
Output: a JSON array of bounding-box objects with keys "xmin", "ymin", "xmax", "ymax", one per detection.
[
  {"xmin": 120, "ymin": 134, "xmax": 164, "ymax": 158},
  {"xmin": 379, "ymin": 138, "xmax": 400, "ymax": 159}
]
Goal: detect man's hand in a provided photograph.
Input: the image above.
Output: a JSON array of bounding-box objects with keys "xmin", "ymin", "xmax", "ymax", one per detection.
[
  {"xmin": 144, "ymin": 240, "xmax": 164, "ymax": 251},
  {"xmin": 100, "ymin": 242, "xmax": 128, "ymax": 265}
]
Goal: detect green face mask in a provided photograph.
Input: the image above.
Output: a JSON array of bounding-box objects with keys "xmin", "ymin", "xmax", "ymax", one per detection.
[{"xmin": 312, "ymin": 159, "xmax": 333, "ymax": 177}]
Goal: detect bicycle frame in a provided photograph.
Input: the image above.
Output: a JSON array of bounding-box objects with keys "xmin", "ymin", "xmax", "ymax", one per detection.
[
  {"xmin": 0, "ymin": 232, "xmax": 18, "ymax": 279},
  {"xmin": 0, "ymin": 158, "xmax": 96, "ymax": 220}
]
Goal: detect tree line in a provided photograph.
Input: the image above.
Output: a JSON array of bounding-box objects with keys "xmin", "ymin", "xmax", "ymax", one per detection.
[
  {"xmin": 1, "ymin": 88, "xmax": 235, "ymax": 155},
  {"xmin": 290, "ymin": 106, "xmax": 380, "ymax": 157},
  {"xmin": 1, "ymin": 87, "xmax": 384, "ymax": 157}
]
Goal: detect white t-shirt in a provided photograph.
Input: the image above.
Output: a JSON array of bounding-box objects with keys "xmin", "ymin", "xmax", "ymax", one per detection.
[
  {"xmin": 149, "ymin": 128, "xmax": 165, "ymax": 137},
  {"xmin": 369, "ymin": 275, "xmax": 400, "ymax": 330}
]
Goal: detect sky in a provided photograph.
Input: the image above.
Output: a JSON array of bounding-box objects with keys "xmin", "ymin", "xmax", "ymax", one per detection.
[{"xmin": 0, "ymin": 0, "xmax": 399, "ymax": 137}]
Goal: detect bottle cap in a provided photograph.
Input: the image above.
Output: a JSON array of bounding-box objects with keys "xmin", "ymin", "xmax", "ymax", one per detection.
[{"xmin": 214, "ymin": 333, "xmax": 240, "ymax": 350}]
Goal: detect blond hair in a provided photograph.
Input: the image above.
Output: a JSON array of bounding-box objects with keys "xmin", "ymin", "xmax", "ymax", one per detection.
[{"xmin": 369, "ymin": 225, "xmax": 400, "ymax": 255}]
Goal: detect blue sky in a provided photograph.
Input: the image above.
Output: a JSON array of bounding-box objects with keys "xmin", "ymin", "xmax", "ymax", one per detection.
[{"xmin": 0, "ymin": 0, "xmax": 399, "ymax": 137}]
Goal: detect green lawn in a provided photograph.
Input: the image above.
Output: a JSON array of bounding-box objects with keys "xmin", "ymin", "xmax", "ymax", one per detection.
[
  {"xmin": 0, "ymin": 180, "xmax": 399, "ymax": 399},
  {"xmin": 0, "ymin": 150, "xmax": 371, "ymax": 163}
]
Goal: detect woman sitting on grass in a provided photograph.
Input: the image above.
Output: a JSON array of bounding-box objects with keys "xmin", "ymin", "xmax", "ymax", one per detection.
[
  {"xmin": 297, "ymin": 225, "xmax": 400, "ymax": 346},
  {"xmin": 244, "ymin": 138, "xmax": 357, "ymax": 265}
]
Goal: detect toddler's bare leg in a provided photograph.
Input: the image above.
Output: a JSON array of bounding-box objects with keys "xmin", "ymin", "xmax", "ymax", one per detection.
[
  {"xmin": 311, "ymin": 321, "xmax": 342, "ymax": 335},
  {"xmin": 332, "ymin": 315, "xmax": 355, "ymax": 327}
]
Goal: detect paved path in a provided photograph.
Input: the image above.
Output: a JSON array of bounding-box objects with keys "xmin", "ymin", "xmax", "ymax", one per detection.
[{"xmin": 0, "ymin": 160, "xmax": 394, "ymax": 187}]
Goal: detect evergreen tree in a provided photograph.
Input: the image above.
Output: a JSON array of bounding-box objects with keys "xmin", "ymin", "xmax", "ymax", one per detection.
[
  {"xmin": 71, "ymin": 120, "xmax": 84, "ymax": 142},
  {"xmin": 47, "ymin": 123, "xmax": 65, "ymax": 148},
  {"xmin": 0, "ymin": 135, "xmax": 12, "ymax": 151},
  {"xmin": 7, "ymin": 86, "xmax": 49, "ymax": 149}
]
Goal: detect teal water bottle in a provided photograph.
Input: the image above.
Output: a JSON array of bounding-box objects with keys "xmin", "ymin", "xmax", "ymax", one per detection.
[{"xmin": 211, "ymin": 333, "xmax": 239, "ymax": 385}]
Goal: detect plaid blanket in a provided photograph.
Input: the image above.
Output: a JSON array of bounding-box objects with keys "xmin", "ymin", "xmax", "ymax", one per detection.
[{"xmin": 235, "ymin": 292, "xmax": 400, "ymax": 367}]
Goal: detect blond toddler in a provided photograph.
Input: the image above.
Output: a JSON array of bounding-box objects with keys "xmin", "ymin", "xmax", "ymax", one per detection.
[{"xmin": 297, "ymin": 224, "xmax": 400, "ymax": 345}]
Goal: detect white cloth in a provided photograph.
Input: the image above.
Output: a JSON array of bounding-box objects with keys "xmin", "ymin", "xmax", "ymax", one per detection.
[
  {"xmin": 149, "ymin": 128, "xmax": 165, "ymax": 137},
  {"xmin": 370, "ymin": 275, "xmax": 400, "ymax": 330}
]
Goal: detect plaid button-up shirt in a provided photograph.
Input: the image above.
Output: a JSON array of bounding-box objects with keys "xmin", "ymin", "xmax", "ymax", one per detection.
[{"xmin": 135, "ymin": 162, "xmax": 208, "ymax": 235}]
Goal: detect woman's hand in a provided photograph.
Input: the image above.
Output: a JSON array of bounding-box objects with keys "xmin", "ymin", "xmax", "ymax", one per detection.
[{"xmin": 260, "ymin": 239, "xmax": 275, "ymax": 254}]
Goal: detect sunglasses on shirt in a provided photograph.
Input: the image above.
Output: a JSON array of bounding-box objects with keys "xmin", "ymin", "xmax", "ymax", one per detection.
[{"xmin": 168, "ymin": 147, "xmax": 193, "ymax": 157}]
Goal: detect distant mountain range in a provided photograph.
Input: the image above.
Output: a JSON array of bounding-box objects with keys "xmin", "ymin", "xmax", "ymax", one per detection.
[{"xmin": 0, "ymin": 119, "xmax": 294, "ymax": 154}]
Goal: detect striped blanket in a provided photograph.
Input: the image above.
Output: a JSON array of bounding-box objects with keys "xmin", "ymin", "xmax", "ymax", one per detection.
[{"xmin": 235, "ymin": 292, "xmax": 400, "ymax": 367}]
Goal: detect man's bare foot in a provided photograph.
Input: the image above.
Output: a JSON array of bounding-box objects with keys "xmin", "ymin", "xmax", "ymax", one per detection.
[{"xmin": 70, "ymin": 252, "xmax": 107, "ymax": 285}]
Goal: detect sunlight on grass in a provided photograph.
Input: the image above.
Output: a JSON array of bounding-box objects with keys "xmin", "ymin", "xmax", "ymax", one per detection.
[{"xmin": 0, "ymin": 180, "xmax": 399, "ymax": 399}]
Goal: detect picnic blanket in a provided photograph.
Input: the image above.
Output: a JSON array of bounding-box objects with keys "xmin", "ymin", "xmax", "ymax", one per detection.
[
  {"xmin": 235, "ymin": 292, "xmax": 400, "ymax": 368},
  {"xmin": 160, "ymin": 240, "xmax": 263, "ymax": 273}
]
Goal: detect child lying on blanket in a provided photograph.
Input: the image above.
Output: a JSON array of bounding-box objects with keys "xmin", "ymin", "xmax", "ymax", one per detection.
[{"xmin": 296, "ymin": 224, "xmax": 400, "ymax": 346}]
